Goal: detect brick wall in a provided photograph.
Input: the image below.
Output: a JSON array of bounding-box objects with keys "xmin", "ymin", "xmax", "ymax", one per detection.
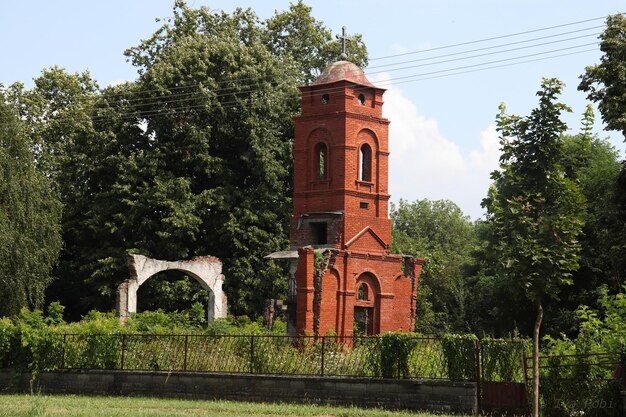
[{"xmin": 0, "ymin": 370, "xmax": 478, "ymax": 414}]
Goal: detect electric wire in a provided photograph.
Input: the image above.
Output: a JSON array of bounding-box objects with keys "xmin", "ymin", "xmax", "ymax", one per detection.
[
  {"xmin": 96, "ymin": 15, "xmax": 614, "ymax": 101},
  {"xmin": 68, "ymin": 13, "xmax": 623, "ymax": 122},
  {"xmin": 369, "ymin": 15, "xmax": 612, "ymax": 61},
  {"xmin": 92, "ymin": 33, "xmax": 602, "ymax": 112},
  {"xmin": 88, "ymin": 44, "xmax": 599, "ymax": 123}
]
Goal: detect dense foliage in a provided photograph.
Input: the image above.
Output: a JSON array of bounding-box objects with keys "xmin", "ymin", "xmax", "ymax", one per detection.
[
  {"xmin": 391, "ymin": 199, "xmax": 475, "ymax": 334},
  {"xmin": 482, "ymin": 78, "xmax": 586, "ymax": 416},
  {"xmin": 2, "ymin": 1, "xmax": 368, "ymax": 320},
  {"xmin": 0, "ymin": 95, "xmax": 62, "ymax": 317}
]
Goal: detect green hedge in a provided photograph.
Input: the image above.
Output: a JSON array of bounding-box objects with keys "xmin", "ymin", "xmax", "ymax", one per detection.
[{"xmin": 441, "ymin": 334, "xmax": 477, "ymax": 381}]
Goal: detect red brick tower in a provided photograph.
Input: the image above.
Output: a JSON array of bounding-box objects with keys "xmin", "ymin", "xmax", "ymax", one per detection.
[{"xmin": 287, "ymin": 60, "xmax": 424, "ymax": 338}]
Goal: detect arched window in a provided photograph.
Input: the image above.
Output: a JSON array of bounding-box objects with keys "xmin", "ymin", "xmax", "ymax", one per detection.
[
  {"xmin": 316, "ymin": 143, "xmax": 327, "ymax": 179},
  {"xmin": 359, "ymin": 144, "xmax": 372, "ymax": 182},
  {"xmin": 357, "ymin": 283, "xmax": 369, "ymax": 301}
]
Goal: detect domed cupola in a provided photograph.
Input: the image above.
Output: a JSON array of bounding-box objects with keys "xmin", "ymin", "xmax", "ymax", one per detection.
[{"xmin": 312, "ymin": 60, "xmax": 374, "ymax": 87}]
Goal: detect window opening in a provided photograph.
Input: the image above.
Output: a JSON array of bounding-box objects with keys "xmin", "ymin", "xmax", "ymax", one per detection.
[
  {"xmin": 359, "ymin": 144, "xmax": 372, "ymax": 182},
  {"xmin": 354, "ymin": 307, "xmax": 373, "ymax": 336},
  {"xmin": 321, "ymin": 93, "xmax": 329, "ymax": 104},
  {"xmin": 310, "ymin": 222, "xmax": 328, "ymax": 245},
  {"xmin": 316, "ymin": 143, "xmax": 327, "ymax": 179},
  {"xmin": 357, "ymin": 283, "xmax": 368, "ymax": 300},
  {"xmin": 358, "ymin": 94, "xmax": 365, "ymax": 105},
  {"xmin": 359, "ymin": 202, "xmax": 369, "ymax": 209}
]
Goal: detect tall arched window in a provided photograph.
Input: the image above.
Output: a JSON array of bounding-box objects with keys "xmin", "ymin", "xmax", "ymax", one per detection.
[
  {"xmin": 316, "ymin": 143, "xmax": 328, "ymax": 179},
  {"xmin": 359, "ymin": 144, "xmax": 372, "ymax": 182}
]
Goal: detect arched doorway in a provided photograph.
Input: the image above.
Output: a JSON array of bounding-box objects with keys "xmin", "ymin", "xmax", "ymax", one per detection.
[
  {"xmin": 353, "ymin": 272, "xmax": 380, "ymax": 335},
  {"xmin": 116, "ymin": 254, "xmax": 227, "ymax": 322},
  {"xmin": 136, "ymin": 269, "xmax": 211, "ymax": 316}
]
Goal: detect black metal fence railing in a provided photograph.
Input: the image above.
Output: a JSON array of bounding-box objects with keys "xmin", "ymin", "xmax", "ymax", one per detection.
[{"xmin": 54, "ymin": 334, "xmax": 459, "ymax": 379}]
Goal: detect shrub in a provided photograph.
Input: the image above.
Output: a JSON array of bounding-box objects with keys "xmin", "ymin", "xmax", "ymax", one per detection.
[
  {"xmin": 441, "ymin": 333, "xmax": 477, "ymax": 381},
  {"xmin": 380, "ymin": 332, "xmax": 415, "ymax": 378}
]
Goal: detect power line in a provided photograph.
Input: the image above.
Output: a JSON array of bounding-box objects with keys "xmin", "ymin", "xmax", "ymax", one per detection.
[
  {"xmin": 365, "ymin": 37, "xmax": 599, "ymax": 76},
  {"xmin": 93, "ymin": 35, "xmax": 601, "ymax": 112},
  {"xmin": 369, "ymin": 15, "xmax": 612, "ymax": 61},
  {"xmin": 366, "ymin": 26, "xmax": 602, "ymax": 70},
  {"xmin": 97, "ymin": 14, "xmax": 617, "ymax": 100},
  {"xmin": 88, "ymin": 45, "xmax": 599, "ymax": 123}
]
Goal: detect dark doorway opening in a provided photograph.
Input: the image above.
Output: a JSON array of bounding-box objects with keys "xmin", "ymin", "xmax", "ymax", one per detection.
[
  {"xmin": 310, "ymin": 222, "xmax": 328, "ymax": 245},
  {"xmin": 354, "ymin": 306, "xmax": 373, "ymax": 336}
]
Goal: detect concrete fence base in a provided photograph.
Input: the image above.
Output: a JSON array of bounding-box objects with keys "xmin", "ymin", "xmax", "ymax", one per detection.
[{"xmin": 0, "ymin": 369, "xmax": 477, "ymax": 414}]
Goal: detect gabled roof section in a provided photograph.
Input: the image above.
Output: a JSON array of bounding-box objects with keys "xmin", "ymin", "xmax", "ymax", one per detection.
[{"xmin": 344, "ymin": 226, "xmax": 388, "ymax": 252}]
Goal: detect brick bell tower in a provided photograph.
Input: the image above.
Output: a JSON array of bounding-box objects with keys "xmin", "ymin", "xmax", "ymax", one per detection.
[{"xmin": 268, "ymin": 34, "xmax": 423, "ymax": 338}]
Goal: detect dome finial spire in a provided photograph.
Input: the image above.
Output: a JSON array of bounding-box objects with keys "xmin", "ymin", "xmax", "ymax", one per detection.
[{"xmin": 336, "ymin": 26, "xmax": 353, "ymax": 61}]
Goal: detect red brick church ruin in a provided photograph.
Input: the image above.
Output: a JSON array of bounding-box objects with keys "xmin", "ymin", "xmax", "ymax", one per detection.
[{"xmin": 269, "ymin": 52, "xmax": 424, "ymax": 338}]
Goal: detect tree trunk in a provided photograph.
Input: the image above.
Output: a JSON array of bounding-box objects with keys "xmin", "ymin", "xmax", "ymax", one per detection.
[{"xmin": 533, "ymin": 297, "xmax": 544, "ymax": 417}]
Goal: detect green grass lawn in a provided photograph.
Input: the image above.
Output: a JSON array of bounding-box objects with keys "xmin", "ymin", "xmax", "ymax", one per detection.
[{"xmin": 0, "ymin": 394, "xmax": 471, "ymax": 417}]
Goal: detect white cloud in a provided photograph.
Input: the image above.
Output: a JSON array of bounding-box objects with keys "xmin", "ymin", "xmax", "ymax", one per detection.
[{"xmin": 373, "ymin": 73, "xmax": 500, "ymax": 220}]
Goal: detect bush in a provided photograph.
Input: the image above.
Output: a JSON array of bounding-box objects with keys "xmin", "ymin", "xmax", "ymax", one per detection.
[
  {"xmin": 380, "ymin": 332, "xmax": 415, "ymax": 378},
  {"xmin": 481, "ymin": 337, "xmax": 528, "ymax": 382},
  {"xmin": 441, "ymin": 334, "xmax": 477, "ymax": 381}
]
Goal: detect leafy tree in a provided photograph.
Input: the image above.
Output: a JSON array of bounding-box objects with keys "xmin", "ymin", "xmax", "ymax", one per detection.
[
  {"xmin": 391, "ymin": 199, "xmax": 475, "ymax": 334},
  {"xmin": 6, "ymin": 68, "xmax": 114, "ymax": 316},
  {"xmin": 264, "ymin": 0, "xmax": 368, "ymax": 84},
  {"xmin": 467, "ymin": 107, "xmax": 623, "ymax": 339},
  {"xmin": 465, "ymin": 219, "xmax": 536, "ymax": 337},
  {"xmin": 0, "ymin": 94, "xmax": 62, "ymax": 316},
  {"xmin": 579, "ymin": 14, "xmax": 626, "ymax": 139},
  {"xmin": 549, "ymin": 129, "xmax": 623, "ymax": 335},
  {"xmin": 9, "ymin": 1, "xmax": 369, "ymax": 319},
  {"xmin": 482, "ymin": 79, "xmax": 585, "ymax": 417},
  {"xmin": 579, "ymin": 14, "xmax": 626, "ymax": 305}
]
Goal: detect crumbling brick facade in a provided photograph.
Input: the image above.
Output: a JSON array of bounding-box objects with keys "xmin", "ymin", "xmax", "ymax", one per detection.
[{"xmin": 289, "ymin": 60, "xmax": 424, "ymax": 337}]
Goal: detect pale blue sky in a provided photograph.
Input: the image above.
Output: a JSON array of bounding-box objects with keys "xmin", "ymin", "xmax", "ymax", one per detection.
[{"xmin": 2, "ymin": 1, "xmax": 624, "ymax": 218}]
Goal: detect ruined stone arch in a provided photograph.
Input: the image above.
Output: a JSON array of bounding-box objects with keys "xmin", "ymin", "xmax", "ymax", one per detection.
[{"xmin": 116, "ymin": 254, "xmax": 227, "ymax": 322}]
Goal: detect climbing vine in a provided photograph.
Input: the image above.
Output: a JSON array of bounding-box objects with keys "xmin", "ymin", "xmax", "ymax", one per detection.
[
  {"xmin": 312, "ymin": 250, "xmax": 336, "ymax": 339},
  {"xmin": 402, "ymin": 257, "xmax": 417, "ymax": 330},
  {"xmin": 441, "ymin": 333, "xmax": 477, "ymax": 381}
]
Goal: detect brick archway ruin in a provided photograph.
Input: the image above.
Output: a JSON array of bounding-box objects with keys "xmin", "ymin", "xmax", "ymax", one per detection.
[{"xmin": 116, "ymin": 254, "xmax": 227, "ymax": 322}]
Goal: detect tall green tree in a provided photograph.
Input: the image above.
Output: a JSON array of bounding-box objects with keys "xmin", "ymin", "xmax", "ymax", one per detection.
[
  {"xmin": 391, "ymin": 199, "xmax": 475, "ymax": 334},
  {"xmin": 468, "ymin": 129, "xmax": 623, "ymax": 338},
  {"xmin": 482, "ymin": 79, "xmax": 585, "ymax": 417},
  {"xmin": 11, "ymin": 1, "xmax": 369, "ymax": 319},
  {"xmin": 5, "ymin": 68, "xmax": 109, "ymax": 316},
  {"xmin": 0, "ymin": 94, "xmax": 62, "ymax": 316},
  {"xmin": 579, "ymin": 13, "xmax": 626, "ymax": 139},
  {"xmin": 580, "ymin": 13, "xmax": 626, "ymax": 294}
]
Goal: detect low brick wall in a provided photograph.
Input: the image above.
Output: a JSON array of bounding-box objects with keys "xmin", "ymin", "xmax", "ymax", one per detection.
[{"xmin": 0, "ymin": 369, "xmax": 477, "ymax": 413}]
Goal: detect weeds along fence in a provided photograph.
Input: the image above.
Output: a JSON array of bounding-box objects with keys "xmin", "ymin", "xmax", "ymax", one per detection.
[
  {"xmin": 56, "ymin": 334, "xmax": 457, "ymax": 378},
  {"xmin": 0, "ymin": 330, "xmax": 534, "ymax": 383},
  {"xmin": 524, "ymin": 352, "xmax": 624, "ymax": 417},
  {"xmin": 0, "ymin": 333, "xmax": 501, "ymax": 380}
]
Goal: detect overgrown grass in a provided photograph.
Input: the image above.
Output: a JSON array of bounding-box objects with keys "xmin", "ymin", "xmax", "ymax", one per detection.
[{"xmin": 0, "ymin": 394, "xmax": 471, "ymax": 417}]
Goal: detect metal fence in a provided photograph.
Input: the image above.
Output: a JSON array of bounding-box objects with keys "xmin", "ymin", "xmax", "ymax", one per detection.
[
  {"xmin": 54, "ymin": 334, "xmax": 456, "ymax": 379},
  {"xmin": 523, "ymin": 352, "xmax": 624, "ymax": 416}
]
